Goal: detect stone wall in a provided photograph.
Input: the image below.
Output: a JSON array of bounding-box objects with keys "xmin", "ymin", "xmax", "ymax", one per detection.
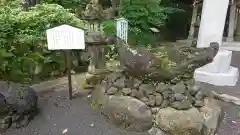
[
  {"xmin": 90, "ymin": 71, "xmax": 223, "ymax": 135},
  {"xmin": 100, "ymin": 71, "xmax": 208, "ymax": 110}
]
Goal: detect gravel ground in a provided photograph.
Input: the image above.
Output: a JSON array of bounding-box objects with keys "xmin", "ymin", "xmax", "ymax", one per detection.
[
  {"xmin": 2, "ymin": 87, "xmax": 148, "ymax": 135},
  {"xmin": 2, "ymin": 85, "xmax": 240, "ymax": 135}
]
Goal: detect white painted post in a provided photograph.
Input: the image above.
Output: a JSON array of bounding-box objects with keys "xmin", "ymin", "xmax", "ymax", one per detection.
[
  {"xmin": 46, "ymin": 24, "xmax": 85, "ymax": 100},
  {"xmin": 116, "ymin": 17, "xmax": 128, "ymax": 43},
  {"xmin": 197, "ymin": 0, "xmax": 229, "ymax": 47}
]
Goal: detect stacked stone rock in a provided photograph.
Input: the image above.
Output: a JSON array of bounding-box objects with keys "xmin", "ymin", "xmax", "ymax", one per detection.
[
  {"xmin": 0, "ymin": 81, "xmax": 38, "ymax": 133},
  {"xmin": 91, "ymin": 70, "xmax": 223, "ymax": 135},
  {"xmin": 101, "ymin": 71, "xmax": 208, "ymax": 111}
]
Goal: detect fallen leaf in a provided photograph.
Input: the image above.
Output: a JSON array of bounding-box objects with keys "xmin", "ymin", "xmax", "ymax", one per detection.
[{"xmin": 62, "ymin": 128, "xmax": 68, "ymax": 134}]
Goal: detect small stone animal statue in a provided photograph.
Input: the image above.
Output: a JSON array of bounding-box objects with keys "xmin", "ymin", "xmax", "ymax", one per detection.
[{"xmin": 0, "ymin": 81, "xmax": 38, "ymax": 133}]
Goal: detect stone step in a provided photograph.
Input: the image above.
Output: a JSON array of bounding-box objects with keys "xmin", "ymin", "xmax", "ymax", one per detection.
[
  {"xmin": 204, "ymin": 49, "xmax": 232, "ymax": 73},
  {"xmin": 194, "ymin": 66, "xmax": 239, "ymax": 86}
]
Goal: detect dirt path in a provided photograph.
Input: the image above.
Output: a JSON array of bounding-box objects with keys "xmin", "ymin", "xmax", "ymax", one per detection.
[
  {"xmin": 2, "ymin": 88, "xmax": 148, "ymax": 135},
  {"xmin": 1, "ymin": 84, "xmax": 239, "ymax": 135},
  {"xmin": 199, "ymin": 51, "xmax": 240, "ymax": 135}
]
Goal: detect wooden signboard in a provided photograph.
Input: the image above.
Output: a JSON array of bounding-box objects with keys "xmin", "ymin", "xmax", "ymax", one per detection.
[{"xmin": 46, "ymin": 25, "xmax": 85, "ymax": 100}]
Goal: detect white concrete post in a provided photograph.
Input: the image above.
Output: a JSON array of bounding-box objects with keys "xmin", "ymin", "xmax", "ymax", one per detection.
[
  {"xmin": 197, "ymin": 0, "xmax": 229, "ymax": 47},
  {"xmin": 188, "ymin": 4, "xmax": 199, "ymax": 39},
  {"xmin": 227, "ymin": 2, "xmax": 237, "ymax": 41},
  {"xmin": 116, "ymin": 17, "xmax": 128, "ymax": 43}
]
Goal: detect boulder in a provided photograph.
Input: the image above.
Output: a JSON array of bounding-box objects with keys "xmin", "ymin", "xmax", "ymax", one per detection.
[
  {"xmin": 148, "ymin": 127, "xmax": 167, "ymax": 135},
  {"xmin": 155, "ymin": 94, "xmax": 163, "ymax": 106},
  {"xmin": 0, "ymin": 81, "xmax": 38, "ymax": 129},
  {"xmin": 0, "ymin": 116, "xmax": 11, "ymax": 133},
  {"xmin": 122, "ymin": 88, "xmax": 132, "ymax": 95},
  {"xmin": 170, "ymin": 98, "xmax": 192, "ymax": 110},
  {"xmin": 199, "ymin": 98, "xmax": 223, "ymax": 135},
  {"xmin": 156, "ymin": 107, "xmax": 203, "ymax": 135},
  {"xmin": 171, "ymin": 82, "xmax": 186, "ymax": 94},
  {"xmin": 106, "ymin": 87, "xmax": 118, "ymax": 95},
  {"xmin": 0, "ymin": 93, "xmax": 10, "ymax": 116},
  {"xmin": 101, "ymin": 96, "xmax": 153, "ymax": 132},
  {"xmin": 91, "ymin": 85, "xmax": 109, "ymax": 109},
  {"xmin": 148, "ymin": 95, "xmax": 156, "ymax": 107},
  {"xmin": 139, "ymin": 83, "xmax": 155, "ymax": 96},
  {"xmin": 160, "ymin": 100, "xmax": 170, "ymax": 109},
  {"xmin": 113, "ymin": 77, "xmax": 126, "ymax": 88},
  {"xmin": 133, "ymin": 78, "xmax": 142, "ymax": 88},
  {"xmin": 85, "ymin": 72, "xmax": 107, "ymax": 87},
  {"xmin": 162, "ymin": 90, "xmax": 173, "ymax": 100},
  {"xmin": 0, "ymin": 93, "xmax": 11, "ymax": 133},
  {"xmin": 156, "ymin": 83, "xmax": 170, "ymax": 93},
  {"xmin": 131, "ymin": 89, "xmax": 144, "ymax": 99},
  {"xmin": 105, "ymin": 72, "xmax": 122, "ymax": 83}
]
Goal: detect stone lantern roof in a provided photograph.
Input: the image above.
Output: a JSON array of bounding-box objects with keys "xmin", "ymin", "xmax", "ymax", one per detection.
[{"xmin": 82, "ymin": 0, "xmax": 117, "ymax": 22}]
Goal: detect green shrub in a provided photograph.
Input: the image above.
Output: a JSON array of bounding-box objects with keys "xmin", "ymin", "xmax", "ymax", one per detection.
[
  {"xmin": 41, "ymin": 0, "xmax": 90, "ymax": 15},
  {"xmin": 119, "ymin": 0, "xmax": 182, "ymax": 46},
  {"xmin": 0, "ymin": 3, "xmax": 86, "ymax": 83}
]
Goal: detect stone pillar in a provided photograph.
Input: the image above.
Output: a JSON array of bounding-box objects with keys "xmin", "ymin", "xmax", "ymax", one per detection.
[
  {"xmin": 194, "ymin": 0, "xmax": 239, "ymax": 86},
  {"xmin": 88, "ymin": 45, "xmax": 106, "ymax": 73},
  {"xmin": 197, "ymin": 0, "xmax": 229, "ymax": 47},
  {"xmin": 227, "ymin": 2, "xmax": 237, "ymax": 42},
  {"xmin": 234, "ymin": 8, "xmax": 238, "ymax": 32},
  {"xmin": 235, "ymin": 11, "xmax": 240, "ymax": 40},
  {"xmin": 188, "ymin": 4, "xmax": 199, "ymax": 40}
]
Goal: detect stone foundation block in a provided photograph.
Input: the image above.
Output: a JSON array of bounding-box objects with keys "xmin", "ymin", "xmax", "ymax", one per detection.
[{"xmin": 194, "ymin": 66, "xmax": 239, "ymax": 86}]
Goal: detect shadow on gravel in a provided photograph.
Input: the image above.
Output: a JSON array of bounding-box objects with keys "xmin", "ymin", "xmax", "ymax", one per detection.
[{"xmin": 2, "ymin": 88, "xmax": 148, "ymax": 135}]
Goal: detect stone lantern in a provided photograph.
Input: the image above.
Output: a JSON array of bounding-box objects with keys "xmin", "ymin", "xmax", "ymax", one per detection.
[{"xmin": 81, "ymin": 0, "xmax": 117, "ymax": 87}]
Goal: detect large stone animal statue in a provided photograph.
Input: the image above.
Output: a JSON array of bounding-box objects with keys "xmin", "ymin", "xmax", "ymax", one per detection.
[
  {"xmin": 0, "ymin": 81, "xmax": 38, "ymax": 133},
  {"xmin": 106, "ymin": 36, "xmax": 219, "ymax": 83}
]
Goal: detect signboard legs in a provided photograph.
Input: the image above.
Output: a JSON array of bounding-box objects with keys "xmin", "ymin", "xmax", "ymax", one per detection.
[{"xmin": 64, "ymin": 50, "xmax": 73, "ymax": 100}]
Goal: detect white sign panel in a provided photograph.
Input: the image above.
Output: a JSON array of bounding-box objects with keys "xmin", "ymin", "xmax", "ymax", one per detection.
[{"xmin": 46, "ymin": 25, "xmax": 85, "ymax": 50}]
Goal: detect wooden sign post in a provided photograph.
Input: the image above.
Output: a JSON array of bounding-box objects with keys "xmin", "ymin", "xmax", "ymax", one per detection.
[{"xmin": 46, "ymin": 25, "xmax": 85, "ymax": 100}]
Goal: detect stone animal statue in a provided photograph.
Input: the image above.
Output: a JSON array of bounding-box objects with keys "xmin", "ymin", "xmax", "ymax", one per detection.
[
  {"xmin": 106, "ymin": 36, "xmax": 219, "ymax": 83},
  {"xmin": 0, "ymin": 81, "xmax": 38, "ymax": 132}
]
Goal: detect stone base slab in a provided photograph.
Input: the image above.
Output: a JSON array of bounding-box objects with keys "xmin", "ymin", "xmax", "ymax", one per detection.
[
  {"xmin": 226, "ymin": 37, "xmax": 234, "ymax": 42},
  {"xmin": 209, "ymin": 50, "xmax": 232, "ymax": 73},
  {"xmin": 176, "ymin": 39, "xmax": 194, "ymax": 44},
  {"xmin": 194, "ymin": 66, "xmax": 239, "ymax": 86},
  {"xmin": 202, "ymin": 50, "xmax": 232, "ymax": 73}
]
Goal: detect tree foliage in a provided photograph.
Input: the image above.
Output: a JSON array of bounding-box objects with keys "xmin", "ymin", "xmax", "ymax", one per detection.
[
  {"xmin": 0, "ymin": 0, "xmax": 194, "ymax": 82},
  {"xmin": 0, "ymin": 3, "xmax": 86, "ymax": 83},
  {"xmin": 118, "ymin": 0, "xmax": 183, "ymax": 45},
  {"xmin": 40, "ymin": 0, "xmax": 90, "ymax": 16}
]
